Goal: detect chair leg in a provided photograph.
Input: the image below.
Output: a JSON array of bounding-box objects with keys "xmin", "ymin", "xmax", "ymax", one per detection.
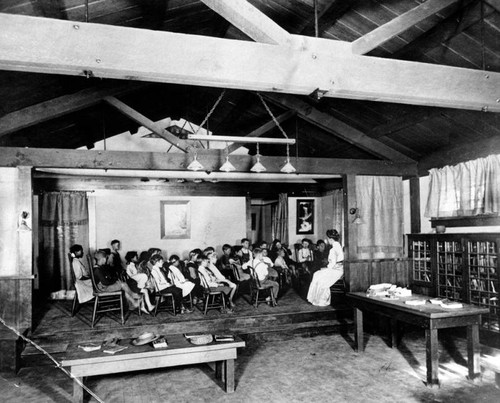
[
  {"xmin": 171, "ymin": 295, "xmax": 176, "ymax": 316},
  {"xmin": 120, "ymin": 295, "xmax": 125, "ymax": 325},
  {"xmin": 221, "ymin": 293, "xmax": 226, "ymax": 310},
  {"xmin": 254, "ymin": 290, "xmax": 259, "ymax": 308},
  {"xmin": 91, "ymin": 297, "xmax": 99, "ymax": 328},
  {"xmin": 204, "ymin": 294, "xmax": 209, "ymax": 315},
  {"xmin": 71, "ymin": 294, "xmax": 78, "ymax": 317},
  {"xmin": 154, "ymin": 296, "xmax": 160, "ymax": 317}
]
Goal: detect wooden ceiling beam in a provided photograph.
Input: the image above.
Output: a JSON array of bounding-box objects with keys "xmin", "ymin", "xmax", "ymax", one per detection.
[
  {"xmin": 263, "ymin": 93, "xmax": 415, "ymax": 162},
  {"xmin": 199, "ymin": 0, "xmax": 292, "ymax": 45},
  {"xmin": 351, "ymin": 0, "xmax": 462, "ymax": 55},
  {"xmin": 1, "ymin": 14, "xmax": 499, "ymax": 112},
  {"xmin": 0, "ymin": 147, "xmax": 417, "ymax": 176},
  {"xmin": 367, "ymin": 107, "xmax": 440, "ymax": 138},
  {"xmin": 227, "ymin": 110, "xmax": 296, "ymax": 154},
  {"xmin": 104, "ymin": 96, "xmax": 188, "ymax": 153},
  {"xmin": 0, "ymin": 82, "xmax": 147, "ymax": 139}
]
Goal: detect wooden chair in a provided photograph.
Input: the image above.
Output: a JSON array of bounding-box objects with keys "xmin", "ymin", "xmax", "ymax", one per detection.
[
  {"xmin": 89, "ymin": 265, "xmax": 125, "ymax": 328},
  {"xmin": 248, "ymin": 267, "xmax": 276, "ymax": 308},
  {"xmin": 199, "ymin": 275, "xmax": 226, "ymax": 315},
  {"xmin": 152, "ymin": 273, "xmax": 176, "ymax": 317},
  {"xmin": 67, "ymin": 253, "xmax": 94, "ymax": 317}
]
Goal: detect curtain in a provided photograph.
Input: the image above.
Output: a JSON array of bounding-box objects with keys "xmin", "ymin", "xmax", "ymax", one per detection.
[
  {"xmin": 272, "ymin": 193, "xmax": 289, "ymax": 244},
  {"xmin": 356, "ymin": 176, "xmax": 403, "ymax": 259},
  {"xmin": 425, "ymin": 154, "xmax": 500, "ymax": 218},
  {"xmin": 331, "ymin": 189, "xmax": 344, "ymax": 244},
  {"xmin": 40, "ymin": 192, "xmax": 89, "ymax": 294}
]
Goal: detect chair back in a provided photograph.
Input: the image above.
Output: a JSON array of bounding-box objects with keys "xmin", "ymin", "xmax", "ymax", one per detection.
[
  {"xmin": 67, "ymin": 253, "xmax": 77, "ymax": 284},
  {"xmin": 248, "ymin": 266, "xmax": 262, "ymax": 289},
  {"xmin": 231, "ymin": 264, "xmax": 241, "ymax": 282},
  {"xmin": 88, "ymin": 264, "xmax": 100, "ymax": 293}
]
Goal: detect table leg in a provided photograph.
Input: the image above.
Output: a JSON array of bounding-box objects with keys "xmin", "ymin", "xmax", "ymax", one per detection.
[
  {"xmin": 73, "ymin": 376, "xmax": 83, "ymax": 403},
  {"xmin": 391, "ymin": 318, "xmax": 398, "ymax": 349},
  {"xmin": 225, "ymin": 359, "xmax": 235, "ymax": 393},
  {"xmin": 467, "ymin": 323, "xmax": 481, "ymax": 380},
  {"xmin": 354, "ymin": 307, "xmax": 364, "ymax": 352},
  {"xmin": 215, "ymin": 361, "xmax": 223, "ymax": 380},
  {"xmin": 425, "ymin": 327, "xmax": 439, "ymax": 386}
]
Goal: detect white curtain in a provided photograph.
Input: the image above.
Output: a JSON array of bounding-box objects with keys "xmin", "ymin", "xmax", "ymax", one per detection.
[
  {"xmin": 425, "ymin": 154, "xmax": 500, "ymax": 218},
  {"xmin": 356, "ymin": 176, "xmax": 403, "ymax": 259}
]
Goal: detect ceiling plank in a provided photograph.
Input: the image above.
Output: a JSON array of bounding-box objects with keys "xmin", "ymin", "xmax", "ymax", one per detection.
[
  {"xmin": 393, "ymin": 0, "xmax": 496, "ymax": 60},
  {"xmin": 418, "ymin": 135, "xmax": 500, "ymax": 175},
  {"xmin": 0, "ymin": 146, "xmax": 417, "ymax": 176},
  {"xmin": 367, "ymin": 107, "xmax": 440, "ymax": 139},
  {"xmin": 103, "ymin": 96, "xmax": 188, "ymax": 153},
  {"xmin": 1, "ymin": 14, "xmax": 499, "ymax": 112},
  {"xmin": 227, "ymin": 110, "xmax": 295, "ymax": 154},
  {"xmin": 0, "ymin": 82, "xmax": 147, "ymax": 138},
  {"xmin": 199, "ymin": 0, "xmax": 292, "ymax": 45},
  {"xmin": 351, "ymin": 0, "xmax": 461, "ymax": 55},
  {"xmin": 263, "ymin": 93, "xmax": 415, "ymax": 162}
]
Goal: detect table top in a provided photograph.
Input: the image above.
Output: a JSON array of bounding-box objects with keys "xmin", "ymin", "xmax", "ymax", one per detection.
[
  {"xmin": 346, "ymin": 292, "xmax": 490, "ymax": 319},
  {"xmin": 62, "ymin": 334, "xmax": 245, "ymax": 366}
]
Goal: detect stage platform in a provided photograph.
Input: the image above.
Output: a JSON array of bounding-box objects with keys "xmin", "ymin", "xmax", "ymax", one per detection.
[{"xmin": 22, "ymin": 289, "xmax": 352, "ymax": 367}]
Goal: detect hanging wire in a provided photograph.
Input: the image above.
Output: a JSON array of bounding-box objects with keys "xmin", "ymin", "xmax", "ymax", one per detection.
[
  {"xmin": 0, "ymin": 316, "xmax": 105, "ymax": 403},
  {"xmin": 480, "ymin": 0, "xmax": 485, "ymax": 71},
  {"xmin": 256, "ymin": 93, "xmax": 289, "ymax": 139},
  {"xmin": 194, "ymin": 90, "xmax": 226, "ymax": 134},
  {"xmin": 314, "ymin": 0, "xmax": 319, "ymax": 38}
]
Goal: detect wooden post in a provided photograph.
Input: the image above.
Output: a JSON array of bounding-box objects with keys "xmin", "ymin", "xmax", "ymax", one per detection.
[
  {"xmin": 0, "ymin": 167, "xmax": 33, "ymax": 372},
  {"xmin": 409, "ymin": 176, "xmax": 421, "ymax": 234}
]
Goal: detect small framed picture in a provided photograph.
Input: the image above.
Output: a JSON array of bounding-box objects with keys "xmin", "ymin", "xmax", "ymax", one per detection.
[{"xmin": 296, "ymin": 199, "xmax": 314, "ymax": 235}]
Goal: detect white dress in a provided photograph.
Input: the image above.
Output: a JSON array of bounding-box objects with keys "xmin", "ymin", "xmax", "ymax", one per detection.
[
  {"xmin": 307, "ymin": 241, "xmax": 344, "ymax": 307},
  {"xmin": 72, "ymin": 258, "xmax": 94, "ymax": 303},
  {"xmin": 126, "ymin": 262, "xmax": 148, "ymax": 289},
  {"xmin": 168, "ymin": 265, "xmax": 195, "ymax": 297}
]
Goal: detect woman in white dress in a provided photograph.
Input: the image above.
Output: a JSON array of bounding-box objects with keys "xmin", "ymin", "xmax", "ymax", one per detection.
[
  {"xmin": 307, "ymin": 229, "xmax": 344, "ymax": 307},
  {"xmin": 69, "ymin": 244, "xmax": 94, "ymax": 304}
]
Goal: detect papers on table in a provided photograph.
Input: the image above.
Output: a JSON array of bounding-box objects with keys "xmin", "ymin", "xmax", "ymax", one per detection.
[
  {"xmin": 405, "ymin": 299, "xmax": 426, "ymax": 306},
  {"xmin": 78, "ymin": 343, "xmax": 101, "ymax": 352}
]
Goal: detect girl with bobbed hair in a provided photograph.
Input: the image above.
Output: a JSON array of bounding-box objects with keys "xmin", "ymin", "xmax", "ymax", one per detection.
[{"xmin": 307, "ymin": 229, "xmax": 344, "ymax": 306}]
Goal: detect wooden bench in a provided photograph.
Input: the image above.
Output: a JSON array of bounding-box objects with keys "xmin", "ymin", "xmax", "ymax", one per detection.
[
  {"xmin": 481, "ymin": 353, "xmax": 500, "ymax": 388},
  {"xmin": 61, "ymin": 334, "xmax": 245, "ymax": 402}
]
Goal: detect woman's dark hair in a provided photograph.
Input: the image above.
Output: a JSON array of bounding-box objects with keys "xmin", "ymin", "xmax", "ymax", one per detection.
[
  {"xmin": 196, "ymin": 254, "xmax": 209, "ymax": 265},
  {"xmin": 69, "ymin": 244, "xmax": 83, "ymax": 254},
  {"xmin": 271, "ymin": 239, "xmax": 282, "ymax": 250},
  {"xmin": 232, "ymin": 245, "xmax": 242, "ymax": 253},
  {"xmin": 169, "ymin": 254, "xmax": 180, "ymax": 263},
  {"xmin": 125, "ymin": 251, "xmax": 138, "ymax": 263},
  {"xmin": 326, "ymin": 229, "xmax": 340, "ymax": 241},
  {"xmin": 316, "ymin": 239, "xmax": 326, "ymax": 247}
]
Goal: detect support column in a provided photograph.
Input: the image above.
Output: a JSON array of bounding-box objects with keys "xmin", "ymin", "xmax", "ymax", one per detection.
[{"xmin": 0, "ymin": 166, "xmax": 33, "ymax": 372}]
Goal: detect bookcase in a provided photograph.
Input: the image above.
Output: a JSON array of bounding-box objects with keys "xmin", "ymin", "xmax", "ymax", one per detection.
[{"xmin": 408, "ymin": 233, "xmax": 500, "ymax": 338}]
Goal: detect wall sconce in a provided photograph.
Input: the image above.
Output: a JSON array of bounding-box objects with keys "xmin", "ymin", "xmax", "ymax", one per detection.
[
  {"xmin": 349, "ymin": 207, "xmax": 363, "ymax": 225},
  {"xmin": 17, "ymin": 211, "xmax": 32, "ymax": 232}
]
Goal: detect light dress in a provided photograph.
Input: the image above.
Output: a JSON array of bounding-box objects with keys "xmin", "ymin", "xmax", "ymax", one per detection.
[
  {"xmin": 168, "ymin": 264, "xmax": 195, "ymax": 297},
  {"xmin": 72, "ymin": 258, "xmax": 94, "ymax": 303},
  {"xmin": 126, "ymin": 262, "xmax": 148, "ymax": 289},
  {"xmin": 307, "ymin": 240, "xmax": 344, "ymax": 307}
]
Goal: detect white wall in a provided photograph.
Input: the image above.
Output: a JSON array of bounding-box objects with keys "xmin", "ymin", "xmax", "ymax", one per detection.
[{"xmin": 92, "ymin": 191, "xmax": 246, "ymax": 260}]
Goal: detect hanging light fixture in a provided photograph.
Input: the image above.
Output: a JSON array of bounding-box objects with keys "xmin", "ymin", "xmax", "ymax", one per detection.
[
  {"xmin": 250, "ymin": 143, "xmax": 267, "ymax": 173},
  {"xmin": 220, "ymin": 144, "xmax": 236, "ymax": 172},
  {"xmin": 281, "ymin": 144, "xmax": 296, "ymax": 174},
  {"xmin": 187, "ymin": 148, "xmax": 204, "ymax": 171}
]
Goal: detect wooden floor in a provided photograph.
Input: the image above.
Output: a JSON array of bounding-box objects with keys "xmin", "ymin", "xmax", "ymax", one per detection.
[{"xmin": 23, "ymin": 288, "xmax": 351, "ymax": 366}]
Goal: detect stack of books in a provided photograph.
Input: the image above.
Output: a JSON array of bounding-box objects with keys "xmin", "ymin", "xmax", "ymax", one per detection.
[{"xmin": 214, "ymin": 334, "xmax": 235, "ymax": 342}]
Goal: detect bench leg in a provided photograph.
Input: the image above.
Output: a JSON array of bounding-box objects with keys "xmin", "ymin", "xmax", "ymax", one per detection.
[
  {"xmin": 73, "ymin": 376, "xmax": 84, "ymax": 403},
  {"xmin": 215, "ymin": 360, "xmax": 223, "ymax": 380},
  {"xmin": 354, "ymin": 308, "xmax": 364, "ymax": 352},
  {"xmin": 426, "ymin": 327, "xmax": 439, "ymax": 386},
  {"xmin": 225, "ymin": 359, "xmax": 235, "ymax": 393}
]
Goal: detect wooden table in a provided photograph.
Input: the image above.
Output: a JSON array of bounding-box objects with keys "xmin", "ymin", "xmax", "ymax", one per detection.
[
  {"xmin": 346, "ymin": 292, "xmax": 489, "ymax": 386},
  {"xmin": 61, "ymin": 334, "xmax": 245, "ymax": 402}
]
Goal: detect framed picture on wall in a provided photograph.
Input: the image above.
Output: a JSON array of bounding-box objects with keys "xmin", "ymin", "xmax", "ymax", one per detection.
[
  {"xmin": 296, "ymin": 199, "xmax": 314, "ymax": 235},
  {"xmin": 160, "ymin": 200, "xmax": 191, "ymax": 239}
]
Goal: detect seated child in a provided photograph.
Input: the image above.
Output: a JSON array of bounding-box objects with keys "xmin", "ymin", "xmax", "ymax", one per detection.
[
  {"xmin": 125, "ymin": 251, "xmax": 154, "ymax": 313},
  {"xmin": 149, "ymin": 254, "xmax": 184, "ymax": 314},
  {"xmin": 252, "ymin": 248, "xmax": 279, "ymax": 303}
]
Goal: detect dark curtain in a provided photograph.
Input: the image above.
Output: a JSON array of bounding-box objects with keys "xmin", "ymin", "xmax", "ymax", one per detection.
[
  {"xmin": 272, "ymin": 193, "xmax": 289, "ymax": 244},
  {"xmin": 40, "ymin": 192, "xmax": 89, "ymax": 294}
]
